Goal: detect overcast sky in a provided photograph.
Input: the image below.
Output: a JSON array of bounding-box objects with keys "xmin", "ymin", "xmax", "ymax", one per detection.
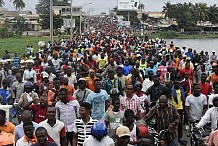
[{"xmin": 3, "ymin": 0, "xmax": 218, "ymax": 14}]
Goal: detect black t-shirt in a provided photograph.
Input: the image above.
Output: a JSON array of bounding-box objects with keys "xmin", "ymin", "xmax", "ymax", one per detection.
[{"xmin": 31, "ymin": 142, "xmax": 58, "ymax": 146}]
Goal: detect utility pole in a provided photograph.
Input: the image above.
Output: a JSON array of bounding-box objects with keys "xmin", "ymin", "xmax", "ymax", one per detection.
[
  {"xmin": 70, "ymin": 0, "xmax": 73, "ymax": 37},
  {"xmin": 50, "ymin": 0, "xmax": 53, "ymax": 46}
]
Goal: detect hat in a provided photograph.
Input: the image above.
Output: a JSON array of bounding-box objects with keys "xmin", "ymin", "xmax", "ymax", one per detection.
[
  {"xmin": 136, "ymin": 54, "xmax": 141, "ymax": 57},
  {"xmin": 212, "ymin": 50, "xmax": 216, "ymax": 53},
  {"xmin": 78, "ymin": 78, "xmax": 86, "ymax": 82},
  {"xmin": 183, "ymin": 55, "xmax": 187, "ymax": 58},
  {"xmin": 42, "ymin": 72, "xmax": 49, "ymax": 78},
  {"xmin": 116, "ymin": 125, "xmax": 131, "ymax": 138},
  {"xmin": 89, "ymin": 69, "xmax": 95, "ymax": 73}
]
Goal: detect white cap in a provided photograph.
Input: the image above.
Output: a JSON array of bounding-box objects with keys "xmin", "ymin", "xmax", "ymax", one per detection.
[{"xmin": 212, "ymin": 50, "xmax": 216, "ymax": 53}]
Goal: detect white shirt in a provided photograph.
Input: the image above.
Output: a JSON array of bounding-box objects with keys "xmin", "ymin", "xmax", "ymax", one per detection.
[
  {"xmin": 64, "ymin": 74, "xmax": 77, "ymax": 88},
  {"xmin": 16, "ymin": 136, "xmax": 34, "ymax": 146},
  {"xmin": 142, "ymin": 78, "xmax": 154, "ymax": 93},
  {"xmin": 23, "ymin": 69, "xmax": 37, "ymax": 83},
  {"xmin": 197, "ymin": 107, "xmax": 218, "ymax": 131},
  {"xmin": 83, "ymin": 135, "xmax": 114, "ymax": 146}
]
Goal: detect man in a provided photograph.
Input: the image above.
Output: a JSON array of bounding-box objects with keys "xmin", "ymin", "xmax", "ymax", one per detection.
[
  {"xmin": 207, "ymin": 66, "xmax": 218, "ymax": 85},
  {"xmin": 179, "ymin": 62, "xmax": 194, "ymax": 80},
  {"xmin": 114, "ymin": 66, "xmax": 128, "ymax": 93},
  {"xmin": 142, "ymin": 70, "xmax": 154, "ymax": 93},
  {"xmin": 0, "ymin": 79, "xmax": 13, "ymax": 105},
  {"xmin": 185, "ymin": 48, "xmax": 194, "ymax": 60},
  {"xmin": 145, "ymin": 75, "xmax": 167, "ymax": 107},
  {"xmin": 145, "ymin": 95, "xmax": 180, "ymax": 146},
  {"xmin": 209, "ymin": 82, "xmax": 218, "ymax": 107},
  {"xmin": 12, "ymin": 73, "xmax": 25, "ymax": 103},
  {"xmin": 39, "ymin": 106, "xmax": 67, "ymax": 146},
  {"xmin": 122, "ymin": 59, "xmax": 133, "ymax": 76},
  {"xmin": 0, "ymin": 109, "xmax": 15, "ymax": 134},
  {"xmin": 31, "ymin": 127, "xmax": 58, "ymax": 146},
  {"xmin": 197, "ymin": 94, "xmax": 218, "ymax": 131},
  {"xmin": 52, "ymin": 54, "xmax": 62, "ymax": 71},
  {"xmin": 86, "ymin": 78, "xmax": 109, "ymax": 120},
  {"xmin": 33, "ymin": 60, "xmax": 44, "ymax": 82},
  {"xmin": 39, "ymin": 72, "xmax": 53, "ymax": 97},
  {"xmin": 61, "ymin": 77, "xmax": 75, "ymax": 96},
  {"xmin": 14, "ymin": 110, "xmax": 41, "ymax": 142},
  {"xmin": 12, "ymin": 52, "xmax": 20, "ymax": 67},
  {"xmin": 105, "ymin": 98, "xmax": 124, "ymax": 137},
  {"xmin": 23, "ymin": 62, "xmax": 37, "ymax": 83},
  {"xmin": 0, "ymin": 63, "xmax": 12, "ymax": 87},
  {"xmin": 55, "ymin": 88, "xmax": 80, "ymax": 146},
  {"xmin": 114, "ymin": 125, "xmax": 131, "ymax": 146},
  {"xmin": 73, "ymin": 102, "xmax": 98, "ymax": 146},
  {"xmin": 101, "ymin": 58, "xmax": 118, "ymax": 77},
  {"xmin": 97, "ymin": 53, "xmax": 107, "ymax": 70},
  {"xmin": 120, "ymin": 84, "xmax": 142, "ymax": 118},
  {"xmin": 185, "ymin": 83, "xmax": 207, "ymax": 122},
  {"xmin": 73, "ymin": 78, "xmax": 91, "ymax": 104},
  {"xmin": 86, "ymin": 70, "xmax": 97, "ymax": 91},
  {"xmin": 83, "ymin": 122, "xmax": 114, "ymax": 146},
  {"xmin": 171, "ymin": 78, "xmax": 185, "ymax": 144},
  {"xmin": 145, "ymin": 61, "xmax": 157, "ymax": 76},
  {"xmin": 16, "ymin": 121, "xmax": 37, "ymax": 146},
  {"xmin": 198, "ymin": 73, "xmax": 212, "ymax": 97},
  {"xmin": 47, "ymin": 78, "xmax": 60, "ymax": 106},
  {"xmin": 103, "ymin": 70, "xmax": 123, "ymax": 96},
  {"xmin": 64, "ymin": 67, "xmax": 77, "ymax": 88},
  {"xmin": 210, "ymin": 50, "xmax": 217, "ymax": 62},
  {"xmin": 44, "ymin": 66, "xmax": 56, "ymax": 83}
]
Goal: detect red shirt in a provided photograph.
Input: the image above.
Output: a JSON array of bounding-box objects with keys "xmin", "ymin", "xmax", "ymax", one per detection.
[
  {"xmin": 33, "ymin": 65, "xmax": 44, "ymax": 81},
  {"xmin": 198, "ymin": 81, "xmax": 212, "ymax": 97},
  {"xmin": 179, "ymin": 68, "xmax": 194, "ymax": 80},
  {"xmin": 31, "ymin": 105, "xmax": 47, "ymax": 123}
]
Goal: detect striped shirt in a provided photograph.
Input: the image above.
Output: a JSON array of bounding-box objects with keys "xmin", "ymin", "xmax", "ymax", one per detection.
[{"xmin": 72, "ymin": 117, "xmax": 98, "ymax": 146}]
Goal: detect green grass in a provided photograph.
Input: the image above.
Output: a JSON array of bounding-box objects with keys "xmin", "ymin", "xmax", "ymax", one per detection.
[{"xmin": 0, "ymin": 36, "xmax": 51, "ymax": 57}]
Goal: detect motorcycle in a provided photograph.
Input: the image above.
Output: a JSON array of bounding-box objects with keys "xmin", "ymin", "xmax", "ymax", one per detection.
[{"xmin": 148, "ymin": 127, "xmax": 168, "ymax": 146}]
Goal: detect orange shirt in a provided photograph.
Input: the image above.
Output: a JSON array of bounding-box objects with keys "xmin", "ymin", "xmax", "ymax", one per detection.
[
  {"xmin": 207, "ymin": 73, "xmax": 218, "ymax": 85},
  {"xmin": 86, "ymin": 77, "xmax": 97, "ymax": 91},
  {"xmin": 47, "ymin": 89, "xmax": 59, "ymax": 105},
  {"xmin": 61, "ymin": 85, "xmax": 75, "ymax": 96},
  {"xmin": 0, "ymin": 121, "xmax": 15, "ymax": 134}
]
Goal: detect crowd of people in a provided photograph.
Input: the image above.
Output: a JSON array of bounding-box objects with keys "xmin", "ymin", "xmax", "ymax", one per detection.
[{"xmin": 0, "ymin": 17, "xmax": 218, "ymax": 146}]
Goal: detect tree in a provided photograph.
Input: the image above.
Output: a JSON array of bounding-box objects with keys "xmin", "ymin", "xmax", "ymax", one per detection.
[
  {"xmin": 0, "ymin": 0, "xmax": 4, "ymax": 7},
  {"xmin": 162, "ymin": 2, "xmax": 176, "ymax": 19},
  {"xmin": 141, "ymin": 13, "xmax": 148, "ymax": 22},
  {"xmin": 10, "ymin": 0, "xmax": 25, "ymax": 11},
  {"xmin": 40, "ymin": 13, "xmax": 63, "ymax": 30},
  {"xmin": 12, "ymin": 16, "xmax": 29, "ymax": 35},
  {"xmin": 194, "ymin": 3, "xmax": 208, "ymax": 26},
  {"xmin": 207, "ymin": 4, "xmax": 218, "ymax": 31}
]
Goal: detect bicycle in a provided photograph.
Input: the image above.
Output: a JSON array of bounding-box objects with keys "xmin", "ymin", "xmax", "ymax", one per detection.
[{"xmin": 149, "ymin": 127, "xmax": 168, "ymax": 146}]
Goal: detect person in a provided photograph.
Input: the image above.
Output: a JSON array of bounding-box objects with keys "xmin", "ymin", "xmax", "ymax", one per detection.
[
  {"xmin": 197, "ymin": 94, "xmax": 218, "ymax": 131},
  {"xmin": 0, "ymin": 109, "xmax": 15, "ymax": 134},
  {"xmin": 12, "ymin": 52, "xmax": 20, "ymax": 67},
  {"xmin": 198, "ymin": 73, "xmax": 212, "ymax": 97},
  {"xmin": 97, "ymin": 53, "xmax": 108, "ymax": 70},
  {"xmin": 179, "ymin": 62, "xmax": 194, "ymax": 80},
  {"xmin": 39, "ymin": 106, "xmax": 67, "ymax": 146},
  {"xmin": 86, "ymin": 78, "xmax": 109, "ymax": 120},
  {"xmin": 185, "ymin": 83, "xmax": 207, "ymax": 122},
  {"xmin": 47, "ymin": 78, "xmax": 60, "ymax": 106},
  {"xmin": 0, "ymin": 63, "xmax": 12, "ymax": 87},
  {"xmin": 33, "ymin": 60, "xmax": 44, "ymax": 82},
  {"xmin": 86, "ymin": 70, "xmax": 97, "ymax": 91},
  {"xmin": 142, "ymin": 70, "xmax": 154, "ymax": 93},
  {"xmin": 105, "ymin": 97, "xmax": 124, "ymax": 137},
  {"xmin": 31, "ymin": 127, "xmax": 58, "ymax": 146},
  {"xmin": 171, "ymin": 78, "xmax": 185, "ymax": 144},
  {"xmin": 55, "ymin": 88, "xmax": 80, "ymax": 146},
  {"xmin": 73, "ymin": 78, "xmax": 91, "ymax": 104},
  {"xmin": 39, "ymin": 72, "xmax": 53, "ymax": 97},
  {"xmin": 101, "ymin": 58, "xmax": 118, "ymax": 77},
  {"xmin": 114, "ymin": 125, "xmax": 131, "ymax": 146},
  {"xmin": 14, "ymin": 110, "xmax": 41, "ymax": 142},
  {"xmin": 145, "ymin": 95, "xmax": 180, "ymax": 146},
  {"xmin": 114, "ymin": 66, "xmax": 128, "ymax": 94},
  {"xmin": 73, "ymin": 102, "xmax": 98, "ymax": 146},
  {"xmin": 12, "ymin": 73, "xmax": 25, "ymax": 103},
  {"xmin": 209, "ymin": 82, "xmax": 218, "ymax": 107},
  {"xmin": 145, "ymin": 75, "xmax": 167, "ymax": 107},
  {"xmin": 0, "ymin": 130, "xmax": 14, "ymax": 146},
  {"xmin": 61, "ymin": 77, "xmax": 75, "ymax": 96},
  {"xmin": 103, "ymin": 70, "xmax": 123, "ymax": 96},
  {"xmin": 207, "ymin": 65, "xmax": 218, "ymax": 85},
  {"xmin": 64, "ymin": 67, "xmax": 77, "ymax": 88},
  {"xmin": 83, "ymin": 122, "xmax": 115, "ymax": 146},
  {"xmin": 23, "ymin": 97, "xmax": 47, "ymax": 123},
  {"xmin": 210, "ymin": 50, "xmax": 217, "ymax": 62},
  {"xmin": 0, "ymin": 79, "xmax": 13, "ymax": 105},
  {"xmin": 122, "ymin": 59, "xmax": 133, "ymax": 76},
  {"xmin": 18, "ymin": 82, "xmax": 39, "ymax": 107},
  {"xmin": 120, "ymin": 84, "xmax": 142, "ymax": 118},
  {"xmin": 16, "ymin": 121, "xmax": 37, "ymax": 146},
  {"xmin": 23, "ymin": 62, "xmax": 37, "ymax": 83},
  {"xmin": 123, "ymin": 109, "xmax": 142, "ymax": 146},
  {"xmin": 145, "ymin": 61, "xmax": 157, "ymax": 76}
]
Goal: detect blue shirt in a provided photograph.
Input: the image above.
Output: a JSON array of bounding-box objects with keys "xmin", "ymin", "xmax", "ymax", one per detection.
[
  {"xmin": 122, "ymin": 65, "xmax": 133, "ymax": 76},
  {"xmin": 145, "ymin": 67, "xmax": 157, "ymax": 76},
  {"xmin": 12, "ymin": 57, "xmax": 20, "ymax": 67},
  {"xmin": 86, "ymin": 89, "xmax": 109, "ymax": 120},
  {"xmin": 0, "ymin": 88, "xmax": 12, "ymax": 105},
  {"xmin": 185, "ymin": 52, "xmax": 194, "ymax": 60}
]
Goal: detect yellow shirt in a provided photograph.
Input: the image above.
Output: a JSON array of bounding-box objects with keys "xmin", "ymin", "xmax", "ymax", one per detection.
[
  {"xmin": 97, "ymin": 57, "xmax": 108, "ymax": 69},
  {"xmin": 172, "ymin": 89, "xmax": 183, "ymax": 110}
]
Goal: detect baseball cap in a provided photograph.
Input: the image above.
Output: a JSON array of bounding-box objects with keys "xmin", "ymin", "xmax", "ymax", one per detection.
[
  {"xmin": 212, "ymin": 50, "xmax": 216, "ymax": 53},
  {"xmin": 42, "ymin": 72, "xmax": 49, "ymax": 78},
  {"xmin": 78, "ymin": 78, "xmax": 86, "ymax": 82},
  {"xmin": 116, "ymin": 125, "xmax": 131, "ymax": 138}
]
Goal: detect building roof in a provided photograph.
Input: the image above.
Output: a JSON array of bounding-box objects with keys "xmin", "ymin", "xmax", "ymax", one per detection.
[{"xmin": 144, "ymin": 11, "xmax": 165, "ymax": 19}]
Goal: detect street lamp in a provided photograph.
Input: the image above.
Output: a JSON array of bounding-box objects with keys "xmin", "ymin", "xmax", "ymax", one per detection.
[
  {"xmin": 50, "ymin": 0, "xmax": 53, "ymax": 46},
  {"xmin": 80, "ymin": 3, "xmax": 92, "ymax": 34}
]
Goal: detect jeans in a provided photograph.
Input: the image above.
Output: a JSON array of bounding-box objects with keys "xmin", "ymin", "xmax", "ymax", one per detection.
[{"xmin": 177, "ymin": 109, "xmax": 184, "ymax": 140}]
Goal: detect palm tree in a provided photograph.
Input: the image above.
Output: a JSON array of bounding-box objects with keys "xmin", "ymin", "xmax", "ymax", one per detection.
[
  {"xmin": 162, "ymin": 1, "xmax": 175, "ymax": 19},
  {"xmin": 10, "ymin": 0, "xmax": 26, "ymax": 11},
  {"xmin": 0, "ymin": 0, "xmax": 4, "ymax": 7},
  {"xmin": 207, "ymin": 4, "xmax": 218, "ymax": 31},
  {"xmin": 194, "ymin": 3, "xmax": 208, "ymax": 26}
]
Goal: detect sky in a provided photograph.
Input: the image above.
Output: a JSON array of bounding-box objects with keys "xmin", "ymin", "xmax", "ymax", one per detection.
[{"xmin": 3, "ymin": 0, "xmax": 218, "ymax": 14}]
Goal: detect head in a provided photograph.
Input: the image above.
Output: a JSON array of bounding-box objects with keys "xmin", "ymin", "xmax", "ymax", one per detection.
[
  {"xmin": 158, "ymin": 95, "xmax": 168, "ymax": 109},
  {"xmin": 0, "ymin": 110, "xmax": 6, "ymax": 126},
  {"xmin": 2, "ymin": 79, "xmax": 9, "ymax": 89},
  {"xmin": 94, "ymin": 78, "xmax": 102, "ymax": 92},
  {"xmin": 108, "ymin": 70, "xmax": 115, "ymax": 80},
  {"xmin": 89, "ymin": 70, "xmax": 95, "ymax": 78},
  {"xmin": 125, "ymin": 85, "xmax": 133, "ymax": 98},
  {"xmin": 91, "ymin": 122, "xmax": 108, "ymax": 142},
  {"xmin": 21, "ymin": 110, "xmax": 33, "ymax": 123},
  {"xmin": 185, "ymin": 62, "xmax": 190, "ymax": 69},
  {"xmin": 79, "ymin": 102, "xmax": 91, "ymax": 118},
  {"xmin": 24, "ymin": 82, "xmax": 33, "ymax": 93},
  {"xmin": 35, "ymin": 127, "xmax": 48, "ymax": 145},
  {"xmin": 23, "ymin": 121, "xmax": 34, "ymax": 139},
  {"xmin": 201, "ymin": 73, "xmax": 207, "ymax": 84},
  {"xmin": 213, "ymin": 82, "xmax": 218, "ymax": 94},
  {"xmin": 39, "ymin": 97, "xmax": 47, "ymax": 108},
  {"xmin": 53, "ymin": 78, "xmax": 60, "ymax": 90},
  {"xmin": 62, "ymin": 77, "xmax": 69, "ymax": 85},
  {"xmin": 34, "ymin": 60, "xmax": 39, "ymax": 66},
  {"xmin": 3, "ymin": 63, "xmax": 8, "ymax": 71},
  {"xmin": 148, "ymin": 70, "xmax": 154, "ymax": 80},
  {"xmin": 134, "ymin": 81, "xmax": 142, "ymax": 93},
  {"xmin": 149, "ymin": 61, "xmax": 154, "ymax": 68},
  {"xmin": 153, "ymin": 75, "xmax": 160, "ymax": 85},
  {"xmin": 116, "ymin": 125, "xmax": 131, "ymax": 146},
  {"xmin": 58, "ymin": 88, "xmax": 68, "ymax": 102},
  {"xmin": 45, "ymin": 66, "xmax": 52, "ymax": 74},
  {"xmin": 214, "ymin": 67, "xmax": 218, "ymax": 75},
  {"xmin": 109, "ymin": 58, "xmax": 114, "ymax": 66},
  {"xmin": 27, "ymin": 63, "xmax": 33, "ymax": 70},
  {"xmin": 117, "ymin": 66, "xmax": 123, "ymax": 76},
  {"xmin": 112, "ymin": 97, "xmax": 120, "ymax": 111},
  {"xmin": 174, "ymin": 78, "xmax": 180, "ymax": 89},
  {"xmin": 67, "ymin": 68, "xmax": 72, "ymax": 76},
  {"xmin": 124, "ymin": 59, "xmax": 129, "ymax": 66},
  {"xmin": 156, "ymin": 69, "xmax": 161, "ymax": 77},
  {"xmin": 16, "ymin": 73, "xmax": 23, "ymax": 83},
  {"xmin": 78, "ymin": 78, "xmax": 86, "ymax": 90},
  {"xmin": 46, "ymin": 106, "xmax": 56, "ymax": 121},
  {"xmin": 124, "ymin": 109, "xmax": 135, "ymax": 124},
  {"xmin": 193, "ymin": 83, "xmax": 201, "ymax": 96}
]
